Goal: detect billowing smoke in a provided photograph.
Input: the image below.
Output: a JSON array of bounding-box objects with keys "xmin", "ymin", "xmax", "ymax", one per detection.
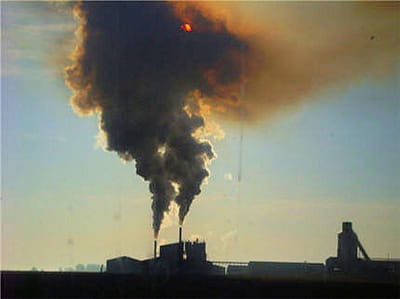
[
  {"xmin": 181, "ymin": 2, "xmax": 400, "ymax": 122},
  {"xmin": 65, "ymin": 1, "xmax": 399, "ymax": 237},
  {"xmin": 65, "ymin": 2, "xmax": 246, "ymax": 237}
]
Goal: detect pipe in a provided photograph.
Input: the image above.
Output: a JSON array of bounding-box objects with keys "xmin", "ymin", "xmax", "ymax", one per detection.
[
  {"xmin": 178, "ymin": 226, "xmax": 183, "ymax": 265},
  {"xmin": 356, "ymin": 235, "xmax": 370, "ymax": 261}
]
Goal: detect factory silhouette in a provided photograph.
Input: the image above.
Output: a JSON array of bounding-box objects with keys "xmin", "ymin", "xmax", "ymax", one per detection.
[
  {"xmin": 3, "ymin": 222, "xmax": 399, "ymax": 297},
  {"xmin": 106, "ymin": 222, "xmax": 400, "ymax": 279}
]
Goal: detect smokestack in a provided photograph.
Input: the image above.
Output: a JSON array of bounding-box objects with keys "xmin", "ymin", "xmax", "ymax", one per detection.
[
  {"xmin": 178, "ymin": 226, "xmax": 183, "ymax": 265},
  {"xmin": 154, "ymin": 240, "xmax": 157, "ymax": 260}
]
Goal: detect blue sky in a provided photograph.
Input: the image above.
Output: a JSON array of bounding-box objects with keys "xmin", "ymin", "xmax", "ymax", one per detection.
[{"xmin": 1, "ymin": 2, "xmax": 399, "ymax": 270}]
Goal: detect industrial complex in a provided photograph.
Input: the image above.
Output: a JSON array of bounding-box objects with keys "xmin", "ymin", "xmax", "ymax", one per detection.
[
  {"xmin": 106, "ymin": 222, "xmax": 400, "ymax": 278},
  {"xmin": 107, "ymin": 227, "xmax": 224, "ymax": 275},
  {"xmin": 3, "ymin": 222, "xmax": 399, "ymax": 297}
]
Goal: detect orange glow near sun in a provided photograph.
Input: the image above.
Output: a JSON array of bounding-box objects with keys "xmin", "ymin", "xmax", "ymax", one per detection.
[{"xmin": 181, "ymin": 23, "xmax": 192, "ymax": 32}]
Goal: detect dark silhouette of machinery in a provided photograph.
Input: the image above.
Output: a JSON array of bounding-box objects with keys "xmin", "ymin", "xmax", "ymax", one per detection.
[
  {"xmin": 224, "ymin": 222, "xmax": 399, "ymax": 277},
  {"xmin": 107, "ymin": 222, "xmax": 399, "ymax": 278},
  {"xmin": 334, "ymin": 222, "xmax": 370, "ymax": 272},
  {"xmin": 326, "ymin": 222, "xmax": 399, "ymax": 275}
]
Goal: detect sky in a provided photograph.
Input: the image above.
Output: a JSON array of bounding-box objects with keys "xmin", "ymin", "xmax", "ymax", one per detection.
[{"xmin": 1, "ymin": 1, "xmax": 399, "ymax": 271}]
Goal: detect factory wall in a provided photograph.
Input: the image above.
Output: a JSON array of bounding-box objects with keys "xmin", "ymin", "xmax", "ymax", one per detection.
[
  {"xmin": 106, "ymin": 256, "xmax": 142, "ymax": 274},
  {"xmin": 248, "ymin": 261, "xmax": 325, "ymax": 277},
  {"xmin": 226, "ymin": 262, "xmax": 324, "ymax": 278}
]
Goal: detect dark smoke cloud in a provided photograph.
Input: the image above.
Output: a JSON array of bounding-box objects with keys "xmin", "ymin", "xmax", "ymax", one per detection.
[
  {"xmin": 65, "ymin": 2, "xmax": 246, "ymax": 237},
  {"xmin": 181, "ymin": 2, "xmax": 400, "ymax": 123}
]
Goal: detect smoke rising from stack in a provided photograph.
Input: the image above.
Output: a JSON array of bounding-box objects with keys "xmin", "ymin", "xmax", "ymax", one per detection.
[
  {"xmin": 64, "ymin": 2, "xmax": 246, "ymax": 237},
  {"xmin": 65, "ymin": 2, "xmax": 399, "ymax": 237}
]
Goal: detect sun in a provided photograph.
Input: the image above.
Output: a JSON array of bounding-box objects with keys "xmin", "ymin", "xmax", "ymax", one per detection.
[{"xmin": 181, "ymin": 23, "xmax": 192, "ymax": 32}]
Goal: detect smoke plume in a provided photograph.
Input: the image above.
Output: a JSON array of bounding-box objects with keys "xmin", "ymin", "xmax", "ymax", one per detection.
[
  {"xmin": 179, "ymin": 2, "xmax": 399, "ymax": 122},
  {"xmin": 65, "ymin": 2, "xmax": 399, "ymax": 237},
  {"xmin": 65, "ymin": 2, "xmax": 246, "ymax": 237}
]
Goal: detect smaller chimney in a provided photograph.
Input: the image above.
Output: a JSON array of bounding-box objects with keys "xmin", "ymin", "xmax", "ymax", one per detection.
[
  {"xmin": 153, "ymin": 240, "xmax": 157, "ymax": 260},
  {"xmin": 342, "ymin": 222, "xmax": 352, "ymax": 233},
  {"xmin": 178, "ymin": 226, "xmax": 183, "ymax": 265}
]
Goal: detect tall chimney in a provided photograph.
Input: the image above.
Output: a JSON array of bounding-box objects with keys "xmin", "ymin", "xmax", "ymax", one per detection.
[
  {"xmin": 178, "ymin": 226, "xmax": 183, "ymax": 265},
  {"xmin": 153, "ymin": 240, "xmax": 157, "ymax": 260}
]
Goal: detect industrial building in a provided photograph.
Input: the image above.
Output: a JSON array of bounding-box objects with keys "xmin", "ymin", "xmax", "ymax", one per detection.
[
  {"xmin": 325, "ymin": 222, "xmax": 400, "ymax": 275},
  {"xmin": 107, "ymin": 222, "xmax": 399, "ymax": 279},
  {"xmin": 106, "ymin": 227, "xmax": 224, "ymax": 275},
  {"xmin": 227, "ymin": 262, "xmax": 325, "ymax": 278},
  {"xmin": 3, "ymin": 222, "xmax": 399, "ymax": 298},
  {"xmin": 106, "ymin": 256, "xmax": 142, "ymax": 274},
  {"xmin": 225, "ymin": 221, "xmax": 399, "ymax": 278}
]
